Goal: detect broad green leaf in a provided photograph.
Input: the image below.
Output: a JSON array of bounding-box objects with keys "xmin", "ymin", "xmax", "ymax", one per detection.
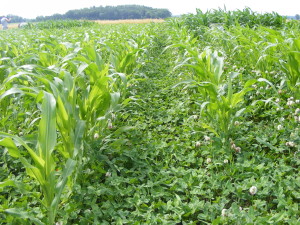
[
  {"xmin": 0, "ymin": 137, "xmax": 21, "ymax": 158},
  {"xmin": 73, "ymin": 120, "xmax": 86, "ymax": 157},
  {"xmin": 51, "ymin": 159, "xmax": 76, "ymax": 210},
  {"xmin": 0, "ymin": 132, "xmax": 45, "ymax": 168},
  {"xmin": 38, "ymin": 92, "xmax": 57, "ymax": 170},
  {"xmin": 0, "ymin": 179, "xmax": 16, "ymax": 189},
  {"xmin": 0, "ymin": 87, "xmax": 23, "ymax": 100}
]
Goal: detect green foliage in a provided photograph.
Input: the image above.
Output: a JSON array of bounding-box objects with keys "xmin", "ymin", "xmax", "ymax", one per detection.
[
  {"xmin": 36, "ymin": 5, "xmax": 172, "ymax": 21},
  {"xmin": 281, "ymin": 38, "xmax": 300, "ymax": 96},
  {"xmin": 181, "ymin": 7, "xmax": 286, "ymax": 35},
  {"xmin": 1, "ymin": 12, "xmax": 300, "ymax": 225},
  {"xmin": 28, "ymin": 20, "xmax": 97, "ymax": 29}
]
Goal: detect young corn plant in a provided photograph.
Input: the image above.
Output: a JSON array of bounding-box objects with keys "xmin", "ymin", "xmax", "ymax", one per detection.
[
  {"xmin": 174, "ymin": 48, "xmax": 255, "ymax": 146},
  {"xmin": 0, "ymin": 92, "xmax": 75, "ymax": 225},
  {"xmin": 0, "ymin": 43, "xmax": 114, "ymax": 223},
  {"xmin": 199, "ymin": 74, "xmax": 256, "ymax": 143},
  {"xmin": 281, "ymin": 38, "xmax": 300, "ymax": 97},
  {"xmin": 174, "ymin": 47, "xmax": 225, "ymax": 88}
]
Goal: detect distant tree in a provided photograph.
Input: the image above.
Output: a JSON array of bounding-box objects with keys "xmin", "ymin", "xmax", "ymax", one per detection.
[
  {"xmin": 34, "ymin": 5, "xmax": 172, "ymax": 21},
  {"xmin": 7, "ymin": 14, "xmax": 27, "ymax": 23},
  {"xmin": 296, "ymin": 14, "xmax": 300, "ymax": 20}
]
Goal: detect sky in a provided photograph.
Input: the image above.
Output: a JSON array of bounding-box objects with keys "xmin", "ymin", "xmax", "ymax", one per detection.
[{"xmin": 0, "ymin": 0, "xmax": 299, "ymax": 19}]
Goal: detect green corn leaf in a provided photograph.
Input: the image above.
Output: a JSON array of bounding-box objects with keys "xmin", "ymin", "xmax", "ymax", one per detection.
[
  {"xmin": 73, "ymin": 120, "xmax": 86, "ymax": 158},
  {"xmin": 244, "ymin": 79, "xmax": 257, "ymax": 88},
  {"xmin": 0, "ymin": 179, "xmax": 16, "ymax": 189},
  {"xmin": 51, "ymin": 159, "xmax": 76, "ymax": 210},
  {"xmin": 0, "ymin": 132, "xmax": 45, "ymax": 168},
  {"xmin": 0, "ymin": 137, "xmax": 21, "ymax": 158},
  {"xmin": 38, "ymin": 92, "xmax": 57, "ymax": 173},
  {"xmin": 56, "ymin": 95, "xmax": 69, "ymax": 128},
  {"xmin": 201, "ymin": 123, "xmax": 219, "ymax": 137},
  {"xmin": 76, "ymin": 62, "xmax": 89, "ymax": 76},
  {"xmin": 86, "ymin": 76, "xmax": 111, "ymax": 119},
  {"xmin": 0, "ymin": 87, "xmax": 24, "ymax": 100},
  {"xmin": 20, "ymin": 157, "xmax": 46, "ymax": 185}
]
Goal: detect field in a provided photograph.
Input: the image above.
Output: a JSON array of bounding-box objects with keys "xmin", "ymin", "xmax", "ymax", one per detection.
[
  {"xmin": 7, "ymin": 19, "xmax": 165, "ymax": 29},
  {"xmin": 0, "ymin": 10, "xmax": 300, "ymax": 224},
  {"xmin": 94, "ymin": 19, "xmax": 165, "ymax": 24}
]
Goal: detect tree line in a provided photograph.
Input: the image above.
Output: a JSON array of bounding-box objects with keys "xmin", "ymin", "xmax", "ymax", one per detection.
[{"xmin": 36, "ymin": 5, "xmax": 172, "ymax": 21}]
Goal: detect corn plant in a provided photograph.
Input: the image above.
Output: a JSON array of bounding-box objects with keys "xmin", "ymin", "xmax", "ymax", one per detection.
[
  {"xmin": 174, "ymin": 47, "xmax": 225, "ymax": 87},
  {"xmin": 281, "ymin": 38, "xmax": 300, "ymax": 97},
  {"xmin": 198, "ymin": 74, "xmax": 256, "ymax": 141},
  {"xmin": 0, "ymin": 92, "xmax": 76, "ymax": 224},
  {"xmin": 0, "ymin": 41, "xmax": 114, "ymax": 223},
  {"xmin": 173, "ymin": 47, "xmax": 257, "ymax": 145}
]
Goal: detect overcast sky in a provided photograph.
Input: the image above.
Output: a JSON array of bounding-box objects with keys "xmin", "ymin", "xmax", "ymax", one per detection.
[{"xmin": 1, "ymin": 0, "xmax": 299, "ymax": 19}]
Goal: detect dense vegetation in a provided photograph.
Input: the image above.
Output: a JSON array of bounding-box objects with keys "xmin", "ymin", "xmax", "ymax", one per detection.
[
  {"xmin": 21, "ymin": 20, "xmax": 98, "ymax": 29},
  {"xmin": 35, "ymin": 5, "xmax": 172, "ymax": 21},
  {"xmin": 1, "ymin": 8, "xmax": 300, "ymax": 224}
]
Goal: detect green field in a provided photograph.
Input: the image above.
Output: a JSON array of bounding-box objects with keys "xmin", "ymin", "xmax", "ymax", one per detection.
[{"xmin": 1, "ymin": 9, "xmax": 300, "ymax": 224}]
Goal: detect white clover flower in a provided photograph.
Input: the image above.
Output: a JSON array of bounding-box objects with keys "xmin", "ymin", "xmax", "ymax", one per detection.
[
  {"xmin": 195, "ymin": 141, "xmax": 201, "ymax": 148},
  {"xmin": 108, "ymin": 119, "xmax": 113, "ymax": 129},
  {"xmin": 295, "ymin": 108, "xmax": 300, "ymax": 114},
  {"xmin": 204, "ymin": 135, "xmax": 211, "ymax": 141},
  {"xmin": 277, "ymin": 125, "xmax": 283, "ymax": 130},
  {"xmin": 275, "ymin": 98, "xmax": 280, "ymax": 103},
  {"xmin": 206, "ymin": 158, "xmax": 212, "ymax": 164},
  {"xmin": 235, "ymin": 147, "xmax": 241, "ymax": 153},
  {"xmin": 224, "ymin": 159, "xmax": 229, "ymax": 164},
  {"xmin": 231, "ymin": 143, "xmax": 236, "ymax": 150},
  {"xmin": 234, "ymin": 121, "xmax": 240, "ymax": 126},
  {"xmin": 193, "ymin": 115, "xmax": 198, "ymax": 120},
  {"xmin": 249, "ymin": 186, "xmax": 257, "ymax": 195},
  {"xmin": 239, "ymin": 206, "xmax": 243, "ymax": 211},
  {"xmin": 221, "ymin": 209, "xmax": 227, "ymax": 217},
  {"xmin": 19, "ymin": 132, "xmax": 24, "ymax": 136},
  {"xmin": 287, "ymin": 100, "xmax": 295, "ymax": 106},
  {"xmin": 94, "ymin": 133, "xmax": 99, "ymax": 139},
  {"xmin": 286, "ymin": 141, "xmax": 296, "ymax": 147},
  {"xmin": 296, "ymin": 100, "xmax": 300, "ymax": 104},
  {"xmin": 105, "ymin": 172, "xmax": 111, "ymax": 177},
  {"xmin": 278, "ymin": 90, "xmax": 283, "ymax": 94}
]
